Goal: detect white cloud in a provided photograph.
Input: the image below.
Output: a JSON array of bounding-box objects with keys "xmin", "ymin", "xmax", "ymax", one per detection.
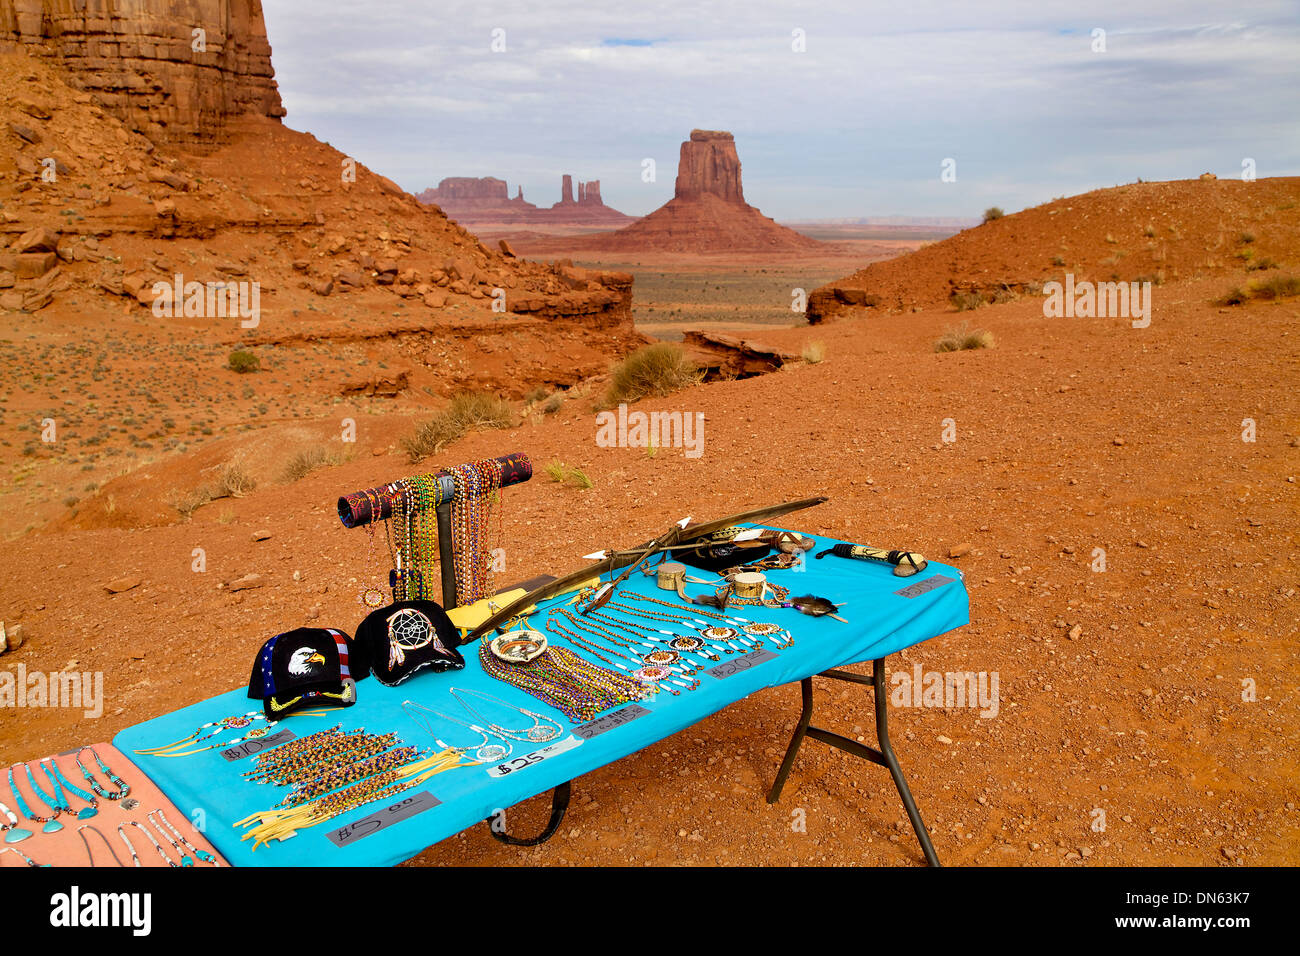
[{"xmin": 261, "ymin": 0, "xmax": 1300, "ymax": 218}]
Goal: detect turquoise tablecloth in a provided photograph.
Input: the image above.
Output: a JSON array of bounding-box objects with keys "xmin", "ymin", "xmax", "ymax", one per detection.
[{"xmin": 113, "ymin": 529, "xmax": 969, "ymax": 866}]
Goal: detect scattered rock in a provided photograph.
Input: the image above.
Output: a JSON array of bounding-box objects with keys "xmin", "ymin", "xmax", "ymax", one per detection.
[
  {"xmin": 104, "ymin": 576, "xmax": 142, "ymax": 594},
  {"xmin": 227, "ymin": 573, "xmax": 265, "ymax": 592},
  {"xmin": 13, "ymin": 226, "xmax": 58, "ymax": 254},
  {"xmin": 948, "ymin": 542, "xmax": 972, "ymax": 558},
  {"xmin": 251, "ymin": 530, "xmax": 272, "ymax": 542}
]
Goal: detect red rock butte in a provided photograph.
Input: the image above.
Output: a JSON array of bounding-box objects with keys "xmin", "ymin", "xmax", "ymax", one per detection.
[
  {"xmin": 0, "ymin": 0, "xmax": 284, "ymax": 146},
  {"xmin": 579, "ymin": 129, "xmax": 820, "ymax": 253}
]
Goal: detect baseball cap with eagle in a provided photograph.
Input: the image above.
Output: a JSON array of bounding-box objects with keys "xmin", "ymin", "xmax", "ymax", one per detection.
[{"xmin": 247, "ymin": 628, "xmax": 370, "ymax": 718}]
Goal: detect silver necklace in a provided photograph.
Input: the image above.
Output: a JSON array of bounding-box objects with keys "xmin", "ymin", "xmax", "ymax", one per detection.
[
  {"xmin": 401, "ymin": 700, "xmax": 512, "ymax": 762},
  {"xmin": 449, "ymin": 687, "xmax": 563, "ymax": 743}
]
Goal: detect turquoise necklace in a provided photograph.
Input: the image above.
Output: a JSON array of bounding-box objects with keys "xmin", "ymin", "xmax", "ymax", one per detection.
[
  {"xmin": 43, "ymin": 760, "xmax": 98, "ymax": 819},
  {"xmin": 76, "ymin": 747, "xmax": 130, "ymax": 800},
  {"xmin": 7, "ymin": 766, "xmax": 62, "ymax": 833},
  {"xmin": 0, "ymin": 798, "xmax": 33, "ymax": 844}
]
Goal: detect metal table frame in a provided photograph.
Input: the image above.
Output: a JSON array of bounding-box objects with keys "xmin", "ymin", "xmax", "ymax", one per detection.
[{"xmin": 487, "ymin": 657, "xmax": 941, "ymax": 866}]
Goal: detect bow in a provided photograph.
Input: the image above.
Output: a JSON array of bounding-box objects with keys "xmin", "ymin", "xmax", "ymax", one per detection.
[{"xmin": 464, "ymin": 496, "xmax": 829, "ymax": 642}]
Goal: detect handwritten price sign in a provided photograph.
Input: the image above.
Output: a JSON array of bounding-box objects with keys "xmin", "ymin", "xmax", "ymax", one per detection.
[
  {"xmin": 705, "ymin": 648, "xmax": 777, "ymax": 679},
  {"xmin": 484, "ymin": 736, "xmax": 582, "ymax": 779},
  {"xmin": 326, "ymin": 791, "xmax": 441, "ymax": 847},
  {"xmin": 219, "ymin": 729, "xmax": 296, "ymax": 762}
]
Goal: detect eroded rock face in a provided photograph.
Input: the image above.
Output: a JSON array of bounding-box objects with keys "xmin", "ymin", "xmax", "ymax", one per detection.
[
  {"xmin": 675, "ymin": 129, "xmax": 744, "ymax": 203},
  {"xmin": 0, "ymin": 0, "xmax": 284, "ymax": 146}
]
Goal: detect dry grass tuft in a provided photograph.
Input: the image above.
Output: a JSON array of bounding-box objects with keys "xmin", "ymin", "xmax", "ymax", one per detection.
[
  {"xmin": 602, "ymin": 343, "xmax": 702, "ymax": 407},
  {"xmin": 403, "ymin": 392, "xmax": 514, "ymax": 463},
  {"xmin": 934, "ymin": 322, "xmax": 995, "ymax": 353}
]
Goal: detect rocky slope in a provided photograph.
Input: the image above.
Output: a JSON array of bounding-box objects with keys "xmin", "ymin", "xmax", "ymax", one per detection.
[
  {"xmin": 807, "ymin": 177, "xmax": 1300, "ymax": 319},
  {"xmin": 0, "ymin": 48, "xmax": 641, "ymax": 535}
]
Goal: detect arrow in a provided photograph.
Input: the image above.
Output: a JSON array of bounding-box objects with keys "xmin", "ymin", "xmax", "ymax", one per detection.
[{"xmin": 463, "ymin": 496, "xmax": 828, "ymax": 642}]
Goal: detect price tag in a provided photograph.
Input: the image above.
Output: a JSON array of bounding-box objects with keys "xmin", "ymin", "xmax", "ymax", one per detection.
[
  {"xmin": 574, "ymin": 704, "xmax": 650, "ymax": 740},
  {"xmin": 219, "ymin": 729, "xmax": 295, "ymax": 762},
  {"xmin": 705, "ymin": 648, "xmax": 777, "ymax": 679},
  {"xmin": 326, "ymin": 790, "xmax": 441, "ymax": 847},
  {"xmin": 894, "ymin": 574, "xmax": 956, "ymax": 599},
  {"xmin": 484, "ymin": 735, "xmax": 582, "ymax": 778}
]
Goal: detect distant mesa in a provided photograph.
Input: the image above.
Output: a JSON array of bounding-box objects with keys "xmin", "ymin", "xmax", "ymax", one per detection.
[
  {"xmin": 417, "ymin": 174, "xmax": 634, "ymax": 226},
  {"xmin": 576, "ymin": 129, "xmax": 821, "ymax": 253}
]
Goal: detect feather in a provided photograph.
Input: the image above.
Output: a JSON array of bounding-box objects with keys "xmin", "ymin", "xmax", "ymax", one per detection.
[
  {"xmin": 788, "ymin": 594, "xmax": 837, "ymax": 616},
  {"xmin": 785, "ymin": 594, "xmax": 847, "ymax": 621},
  {"xmin": 691, "ymin": 591, "xmax": 728, "ymax": 609}
]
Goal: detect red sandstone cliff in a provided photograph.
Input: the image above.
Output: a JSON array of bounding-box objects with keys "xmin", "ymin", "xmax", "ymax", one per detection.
[{"xmin": 0, "ymin": 0, "xmax": 284, "ymax": 146}]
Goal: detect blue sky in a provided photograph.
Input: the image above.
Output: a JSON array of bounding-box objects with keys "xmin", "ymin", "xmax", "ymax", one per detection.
[{"xmin": 261, "ymin": 1, "xmax": 1300, "ymax": 220}]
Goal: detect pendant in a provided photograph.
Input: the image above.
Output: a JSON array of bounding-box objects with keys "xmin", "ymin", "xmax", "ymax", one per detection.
[
  {"xmin": 4, "ymin": 828, "xmax": 32, "ymax": 844},
  {"xmin": 42, "ymin": 819, "xmax": 63, "ymax": 834},
  {"xmin": 527, "ymin": 726, "xmax": 560, "ymax": 743},
  {"xmin": 476, "ymin": 744, "xmax": 509, "ymax": 761},
  {"xmin": 77, "ymin": 807, "xmax": 98, "ymax": 820},
  {"xmin": 121, "ymin": 798, "xmax": 139, "ymax": 811}
]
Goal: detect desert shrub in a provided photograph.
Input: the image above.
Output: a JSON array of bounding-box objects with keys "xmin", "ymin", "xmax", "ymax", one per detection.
[
  {"xmin": 802, "ymin": 341, "xmax": 826, "ymax": 364},
  {"xmin": 1050, "ymin": 255, "xmax": 1066, "ymax": 266},
  {"xmin": 282, "ymin": 445, "xmax": 345, "ymax": 482},
  {"xmin": 228, "ymin": 349, "xmax": 260, "ymax": 373},
  {"xmin": 950, "ymin": 291, "xmax": 985, "ymax": 312},
  {"xmin": 1249, "ymin": 274, "xmax": 1300, "ymax": 300},
  {"xmin": 982, "ymin": 207, "xmax": 1004, "ymax": 223},
  {"xmin": 542, "ymin": 394, "xmax": 564, "ymax": 415},
  {"xmin": 523, "ymin": 386, "xmax": 548, "ymax": 404},
  {"xmin": 170, "ymin": 487, "xmax": 213, "ymax": 519},
  {"xmin": 402, "ymin": 391, "xmax": 513, "ymax": 463},
  {"xmin": 603, "ymin": 343, "xmax": 701, "ymax": 407},
  {"xmin": 213, "ymin": 460, "xmax": 256, "ymax": 498},
  {"xmin": 1144, "ymin": 224, "xmax": 1156, "ymax": 237},
  {"xmin": 1239, "ymin": 231, "xmax": 1256, "ymax": 244},
  {"xmin": 1214, "ymin": 287, "xmax": 1249, "ymax": 306},
  {"xmin": 544, "ymin": 460, "xmax": 568, "ymax": 482},
  {"xmin": 934, "ymin": 322, "xmax": 995, "ymax": 353},
  {"xmin": 1246, "ymin": 257, "xmax": 1279, "ymax": 272}
]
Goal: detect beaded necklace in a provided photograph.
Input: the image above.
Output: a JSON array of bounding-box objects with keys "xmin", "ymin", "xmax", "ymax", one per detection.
[
  {"xmin": 75, "ymin": 747, "xmax": 131, "ymax": 800},
  {"xmin": 449, "ymin": 688, "xmax": 564, "ymax": 744},
  {"xmin": 8, "ymin": 765, "xmax": 61, "ymax": 831},
  {"xmin": 477, "ymin": 644, "xmax": 649, "ymax": 722},
  {"xmin": 122, "ymin": 820, "xmax": 176, "ymax": 867},
  {"xmin": 147, "ymin": 812, "xmax": 195, "ymax": 867},
  {"xmin": 236, "ymin": 749, "xmax": 472, "ymax": 851},
  {"xmin": 278, "ymin": 746, "xmax": 424, "ymax": 807},
  {"xmin": 583, "ymin": 607, "xmax": 736, "ymax": 664},
  {"xmin": 42, "ymin": 760, "xmax": 98, "ymax": 819},
  {"xmin": 0, "ymin": 799, "xmax": 32, "ymax": 844},
  {"xmin": 152, "ymin": 810, "xmax": 220, "ymax": 866},
  {"xmin": 403, "ymin": 700, "xmax": 513, "ymax": 762}
]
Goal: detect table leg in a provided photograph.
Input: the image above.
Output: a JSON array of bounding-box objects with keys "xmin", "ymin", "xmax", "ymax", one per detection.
[{"xmin": 766, "ymin": 659, "xmax": 941, "ymax": 866}]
